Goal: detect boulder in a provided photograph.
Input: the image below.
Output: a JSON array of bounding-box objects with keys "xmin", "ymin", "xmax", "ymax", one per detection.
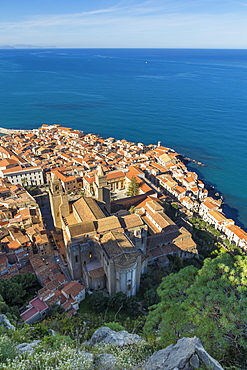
[
  {"xmin": 141, "ymin": 337, "xmax": 224, "ymax": 370},
  {"xmin": 195, "ymin": 340, "xmax": 224, "ymax": 370},
  {"xmin": 78, "ymin": 352, "xmax": 94, "ymax": 369},
  {"xmin": 88, "ymin": 326, "xmax": 143, "ymax": 347},
  {"xmin": 16, "ymin": 340, "xmax": 41, "ymax": 354},
  {"xmin": 95, "ymin": 353, "xmax": 117, "ymax": 370},
  {"xmin": 0, "ymin": 314, "xmax": 15, "ymax": 330}
]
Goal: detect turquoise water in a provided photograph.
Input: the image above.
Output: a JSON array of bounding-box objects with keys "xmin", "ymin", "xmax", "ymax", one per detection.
[{"xmin": 0, "ymin": 48, "xmax": 246, "ymax": 228}]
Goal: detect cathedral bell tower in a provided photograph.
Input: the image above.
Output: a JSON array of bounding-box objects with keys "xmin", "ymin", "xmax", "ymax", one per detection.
[
  {"xmin": 93, "ymin": 165, "xmax": 111, "ymax": 214},
  {"xmin": 49, "ymin": 173, "xmax": 70, "ymax": 231}
]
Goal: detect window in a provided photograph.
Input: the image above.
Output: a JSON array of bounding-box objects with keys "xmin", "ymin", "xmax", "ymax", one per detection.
[{"xmin": 75, "ymin": 256, "xmax": 78, "ymax": 263}]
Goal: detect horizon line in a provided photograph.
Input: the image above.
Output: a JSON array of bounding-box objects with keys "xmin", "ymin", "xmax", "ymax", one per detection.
[{"xmin": 1, "ymin": 46, "xmax": 247, "ymax": 50}]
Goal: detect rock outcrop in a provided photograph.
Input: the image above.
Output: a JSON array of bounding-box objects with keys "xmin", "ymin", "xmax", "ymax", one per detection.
[
  {"xmin": 0, "ymin": 314, "xmax": 15, "ymax": 330},
  {"xmin": 95, "ymin": 353, "xmax": 117, "ymax": 370},
  {"xmin": 11, "ymin": 327, "xmax": 224, "ymax": 369},
  {"xmin": 142, "ymin": 337, "xmax": 224, "ymax": 370},
  {"xmin": 88, "ymin": 326, "xmax": 143, "ymax": 347},
  {"xmin": 16, "ymin": 340, "xmax": 41, "ymax": 354}
]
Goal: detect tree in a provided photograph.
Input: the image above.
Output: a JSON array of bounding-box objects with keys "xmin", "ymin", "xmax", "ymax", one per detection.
[
  {"xmin": 143, "ymin": 288, "xmax": 160, "ymax": 309},
  {"xmin": 0, "ymin": 273, "xmax": 40, "ymax": 311},
  {"xmin": 0, "ymin": 280, "xmax": 25, "ymax": 306},
  {"xmin": 127, "ymin": 176, "xmax": 140, "ymax": 197},
  {"xmin": 144, "ymin": 253, "xmax": 247, "ymax": 365},
  {"xmin": 167, "ymin": 254, "xmax": 183, "ymax": 272},
  {"xmin": 129, "ymin": 206, "xmax": 136, "ymax": 214},
  {"xmin": 12, "ymin": 272, "xmax": 38, "ymax": 291},
  {"xmin": 108, "ymin": 292, "xmax": 127, "ymax": 310},
  {"xmin": 21, "ymin": 177, "xmax": 28, "ymax": 187},
  {"xmin": 125, "ymin": 295, "xmax": 139, "ymax": 315},
  {"xmin": 88, "ymin": 291, "xmax": 108, "ymax": 312}
]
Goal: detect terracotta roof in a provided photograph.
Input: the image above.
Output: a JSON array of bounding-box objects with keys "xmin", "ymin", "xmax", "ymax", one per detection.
[
  {"xmin": 121, "ymin": 214, "xmax": 144, "ymax": 229},
  {"xmin": 203, "ymin": 201, "xmax": 217, "ymax": 210},
  {"xmin": 125, "ymin": 165, "xmax": 143, "ymax": 180},
  {"xmin": 106, "ymin": 170, "xmax": 125, "ymax": 180},
  {"xmin": 2, "ymin": 165, "xmax": 42, "ymax": 174},
  {"xmin": 208, "ymin": 210, "xmax": 226, "ymax": 222},
  {"xmin": 7, "ymin": 240, "xmax": 21, "ymax": 250},
  {"xmin": 53, "ymin": 170, "xmax": 76, "ymax": 183},
  {"xmin": 174, "ymin": 186, "xmax": 186, "ymax": 194},
  {"xmin": 69, "ymin": 222, "xmax": 96, "ymax": 238},
  {"xmin": 30, "ymin": 297, "xmax": 48, "ymax": 312},
  {"xmin": 96, "ymin": 216, "xmax": 121, "ymax": 233},
  {"xmin": 62, "ymin": 281, "xmax": 85, "ymax": 297},
  {"xmin": 147, "ymin": 230, "xmax": 181, "ymax": 249},
  {"xmin": 101, "ymin": 231, "xmax": 140, "ymax": 268},
  {"xmin": 88, "ymin": 267, "xmax": 105, "ymax": 278},
  {"xmin": 21, "ymin": 306, "xmax": 39, "ymax": 322},
  {"xmin": 73, "ymin": 197, "xmax": 105, "ymax": 222},
  {"xmin": 0, "ymin": 256, "xmax": 8, "ymax": 266},
  {"xmin": 227, "ymin": 224, "xmax": 247, "ymax": 239},
  {"xmin": 46, "ymin": 278, "xmax": 61, "ymax": 291},
  {"xmin": 0, "ymin": 159, "xmax": 18, "ymax": 167},
  {"xmin": 159, "ymin": 153, "xmax": 172, "ymax": 163}
]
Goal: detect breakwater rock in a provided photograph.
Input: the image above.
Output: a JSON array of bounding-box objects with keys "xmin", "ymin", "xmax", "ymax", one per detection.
[{"xmin": 0, "ymin": 127, "xmax": 33, "ymax": 135}]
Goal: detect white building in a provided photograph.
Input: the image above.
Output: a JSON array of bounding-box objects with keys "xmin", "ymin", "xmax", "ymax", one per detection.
[{"xmin": 1, "ymin": 165, "xmax": 44, "ymax": 186}]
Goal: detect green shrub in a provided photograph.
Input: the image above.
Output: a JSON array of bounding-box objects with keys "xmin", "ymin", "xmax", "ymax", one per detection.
[
  {"xmin": 2, "ymin": 344, "xmax": 93, "ymax": 370},
  {"xmin": 41, "ymin": 334, "xmax": 74, "ymax": 350},
  {"xmin": 88, "ymin": 291, "xmax": 108, "ymax": 312},
  {"xmin": 102, "ymin": 322, "xmax": 125, "ymax": 332},
  {"xmin": 0, "ymin": 335, "xmax": 17, "ymax": 364}
]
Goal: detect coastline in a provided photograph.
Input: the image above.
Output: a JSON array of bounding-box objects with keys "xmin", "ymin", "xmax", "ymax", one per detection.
[
  {"xmin": 185, "ymin": 159, "xmax": 246, "ymax": 232},
  {"xmin": 0, "ymin": 124, "xmax": 246, "ymax": 234},
  {"xmin": 0, "ymin": 48, "xmax": 246, "ymax": 230},
  {"xmin": 0, "ymin": 127, "xmax": 33, "ymax": 135}
]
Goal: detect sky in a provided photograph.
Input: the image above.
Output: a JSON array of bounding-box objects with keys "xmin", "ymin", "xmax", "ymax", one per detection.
[{"xmin": 0, "ymin": 0, "xmax": 247, "ymax": 48}]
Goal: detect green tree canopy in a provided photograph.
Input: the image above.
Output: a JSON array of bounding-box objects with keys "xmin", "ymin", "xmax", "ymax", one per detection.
[
  {"xmin": 127, "ymin": 176, "xmax": 140, "ymax": 197},
  {"xmin": 88, "ymin": 291, "xmax": 108, "ymax": 312},
  {"xmin": 108, "ymin": 291, "xmax": 127, "ymax": 310},
  {"xmin": 0, "ymin": 273, "xmax": 40, "ymax": 310},
  {"xmin": 125, "ymin": 295, "xmax": 139, "ymax": 314},
  {"xmin": 143, "ymin": 288, "xmax": 160, "ymax": 309},
  {"xmin": 144, "ymin": 253, "xmax": 247, "ymax": 365}
]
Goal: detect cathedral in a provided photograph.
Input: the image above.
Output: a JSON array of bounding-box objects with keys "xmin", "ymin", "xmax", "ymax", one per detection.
[
  {"xmin": 49, "ymin": 165, "xmax": 197, "ymax": 296},
  {"xmin": 49, "ymin": 166, "xmax": 148, "ymax": 296}
]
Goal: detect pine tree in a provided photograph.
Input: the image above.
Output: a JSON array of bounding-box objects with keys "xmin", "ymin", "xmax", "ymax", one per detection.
[
  {"xmin": 127, "ymin": 176, "xmax": 140, "ymax": 197},
  {"xmin": 144, "ymin": 253, "xmax": 247, "ymax": 364}
]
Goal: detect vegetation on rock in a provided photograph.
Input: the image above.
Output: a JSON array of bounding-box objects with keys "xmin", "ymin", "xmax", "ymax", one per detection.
[{"xmin": 144, "ymin": 253, "xmax": 247, "ymax": 366}]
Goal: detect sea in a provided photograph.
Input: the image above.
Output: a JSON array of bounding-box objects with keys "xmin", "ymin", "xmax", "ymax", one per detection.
[{"xmin": 0, "ymin": 48, "xmax": 246, "ymax": 229}]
